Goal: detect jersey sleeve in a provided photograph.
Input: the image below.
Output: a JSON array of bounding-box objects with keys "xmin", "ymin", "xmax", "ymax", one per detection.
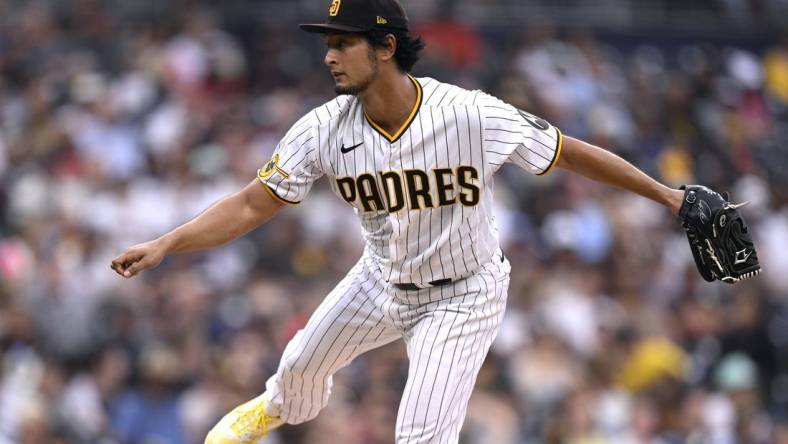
[
  {"xmin": 477, "ymin": 92, "xmax": 563, "ymax": 176},
  {"xmin": 256, "ymin": 116, "xmax": 322, "ymax": 205}
]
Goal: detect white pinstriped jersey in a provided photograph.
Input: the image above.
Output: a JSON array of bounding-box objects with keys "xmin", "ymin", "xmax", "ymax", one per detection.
[{"xmin": 257, "ymin": 76, "xmax": 562, "ymax": 286}]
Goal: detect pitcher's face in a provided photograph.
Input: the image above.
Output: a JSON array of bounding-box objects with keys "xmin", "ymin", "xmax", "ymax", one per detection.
[{"xmin": 324, "ymin": 33, "xmax": 380, "ymax": 95}]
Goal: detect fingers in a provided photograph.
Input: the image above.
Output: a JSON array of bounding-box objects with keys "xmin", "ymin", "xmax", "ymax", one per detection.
[
  {"xmin": 112, "ymin": 250, "xmax": 138, "ymax": 268},
  {"xmin": 123, "ymin": 259, "xmax": 150, "ymax": 278},
  {"xmin": 110, "ymin": 262, "xmax": 123, "ymax": 275},
  {"xmin": 109, "ymin": 259, "xmax": 144, "ymax": 278},
  {"xmin": 111, "ymin": 240, "xmax": 167, "ymax": 279},
  {"xmin": 110, "ymin": 250, "xmax": 146, "ymax": 278}
]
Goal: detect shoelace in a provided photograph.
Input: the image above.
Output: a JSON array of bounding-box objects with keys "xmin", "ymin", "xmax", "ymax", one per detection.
[{"xmin": 230, "ymin": 402, "xmax": 270, "ymax": 440}]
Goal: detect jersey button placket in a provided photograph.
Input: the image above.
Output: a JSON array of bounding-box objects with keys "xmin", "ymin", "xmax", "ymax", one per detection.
[{"xmin": 383, "ymin": 145, "xmax": 402, "ymax": 269}]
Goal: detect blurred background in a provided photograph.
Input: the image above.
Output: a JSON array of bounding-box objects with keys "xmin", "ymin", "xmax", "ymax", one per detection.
[{"xmin": 1, "ymin": 0, "xmax": 788, "ymax": 443}]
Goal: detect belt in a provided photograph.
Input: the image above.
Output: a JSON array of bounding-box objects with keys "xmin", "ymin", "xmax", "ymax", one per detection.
[
  {"xmin": 392, "ymin": 278, "xmax": 454, "ymax": 291},
  {"xmin": 390, "ymin": 251, "xmax": 506, "ymax": 291}
]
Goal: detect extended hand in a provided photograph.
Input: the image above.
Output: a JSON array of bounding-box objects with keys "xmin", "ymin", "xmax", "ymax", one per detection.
[{"xmin": 111, "ymin": 239, "xmax": 168, "ymax": 278}]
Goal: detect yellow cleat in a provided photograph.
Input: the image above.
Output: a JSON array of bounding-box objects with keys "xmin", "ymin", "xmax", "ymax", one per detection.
[{"xmin": 205, "ymin": 394, "xmax": 283, "ymax": 444}]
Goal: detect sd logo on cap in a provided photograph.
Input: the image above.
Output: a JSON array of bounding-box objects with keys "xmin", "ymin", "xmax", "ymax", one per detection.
[
  {"xmin": 329, "ymin": 0, "xmax": 341, "ymax": 16},
  {"xmin": 301, "ymin": 0, "xmax": 409, "ymax": 34}
]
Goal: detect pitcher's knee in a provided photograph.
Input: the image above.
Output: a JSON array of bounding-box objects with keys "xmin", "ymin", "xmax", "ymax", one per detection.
[
  {"xmin": 268, "ymin": 358, "xmax": 334, "ymax": 423},
  {"xmin": 278, "ymin": 354, "xmax": 332, "ymax": 392}
]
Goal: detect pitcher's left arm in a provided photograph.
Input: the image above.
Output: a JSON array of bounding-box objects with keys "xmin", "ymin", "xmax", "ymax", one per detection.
[{"xmin": 556, "ymin": 135, "xmax": 684, "ymax": 214}]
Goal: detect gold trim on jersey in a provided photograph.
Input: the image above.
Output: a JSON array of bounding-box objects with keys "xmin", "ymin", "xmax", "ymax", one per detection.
[
  {"xmin": 364, "ymin": 75, "xmax": 423, "ymax": 143},
  {"xmin": 261, "ymin": 182, "xmax": 300, "ymax": 205},
  {"xmin": 537, "ymin": 127, "xmax": 563, "ymax": 176}
]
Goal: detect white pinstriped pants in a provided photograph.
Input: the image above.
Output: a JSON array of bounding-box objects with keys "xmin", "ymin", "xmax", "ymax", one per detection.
[{"xmin": 264, "ymin": 250, "xmax": 511, "ymax": 443}]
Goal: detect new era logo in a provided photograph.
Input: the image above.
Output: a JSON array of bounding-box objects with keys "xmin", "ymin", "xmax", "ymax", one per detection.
[{"xmin": 377, "ymin": 16, "xmax": 388, "ymax": 24}]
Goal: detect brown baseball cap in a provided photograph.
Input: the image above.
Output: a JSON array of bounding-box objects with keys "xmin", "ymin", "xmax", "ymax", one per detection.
[{"xmin": 299, "ymin": 0, "xmax": 409, "ymax": 34}]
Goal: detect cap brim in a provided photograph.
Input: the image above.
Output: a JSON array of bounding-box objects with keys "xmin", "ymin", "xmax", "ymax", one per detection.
[{"xmin": 299, "ymin": 23, "xmax": 370, "ymax": 33}]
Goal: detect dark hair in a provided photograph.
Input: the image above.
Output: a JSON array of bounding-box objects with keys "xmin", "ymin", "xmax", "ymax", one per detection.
[{"xmin": 364, "ymin": 29, "xmax": 425, "ymax": 73}]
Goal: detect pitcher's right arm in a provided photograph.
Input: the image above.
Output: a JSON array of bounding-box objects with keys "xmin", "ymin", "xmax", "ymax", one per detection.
[{"xmin": 111, "ymin": 180, "xmax": 285, "ymax": 278}]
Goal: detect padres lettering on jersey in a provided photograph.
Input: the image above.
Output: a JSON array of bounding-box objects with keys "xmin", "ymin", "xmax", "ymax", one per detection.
[
  {"xmin": 334, "ymin": 166, "xmax": 480, "ymax": 213},
  {"xmin": 257, "ymin": 76, "xmax": 561, "ymax": 285}
]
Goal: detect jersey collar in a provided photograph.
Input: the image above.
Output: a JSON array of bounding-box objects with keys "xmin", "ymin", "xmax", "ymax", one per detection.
[{"xmin": 364, "ymin": 75, "xmax": 423, "ymax": 143}]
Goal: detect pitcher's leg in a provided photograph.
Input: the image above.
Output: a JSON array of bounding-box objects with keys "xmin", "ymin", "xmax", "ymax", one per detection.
[
  {"xmin": 265, "ymin": 261, "xmax": 401, "ymax": 424},
  {"xmin": 395, "ymin": 262, "xmax": 510, "ymax": 444},
  {"xmin": 206, "ymin": 260, "xmax": 400, "ymax": 443}
]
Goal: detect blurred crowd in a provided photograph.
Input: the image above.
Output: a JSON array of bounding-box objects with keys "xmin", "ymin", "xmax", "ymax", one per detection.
[{"xmin": 2, "ymin": 0, "xmax": 788, "ymax": 443}]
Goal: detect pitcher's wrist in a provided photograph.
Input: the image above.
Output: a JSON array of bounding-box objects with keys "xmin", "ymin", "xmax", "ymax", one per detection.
[{"xmin": 155, "ymin": 234, "xmax": 177, "ymax": 254}]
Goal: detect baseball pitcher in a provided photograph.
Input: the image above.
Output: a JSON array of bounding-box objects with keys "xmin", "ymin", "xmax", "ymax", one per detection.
[{"xmin": 111, "ymin": 1, "xmax": 760, "ymax": 442}]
